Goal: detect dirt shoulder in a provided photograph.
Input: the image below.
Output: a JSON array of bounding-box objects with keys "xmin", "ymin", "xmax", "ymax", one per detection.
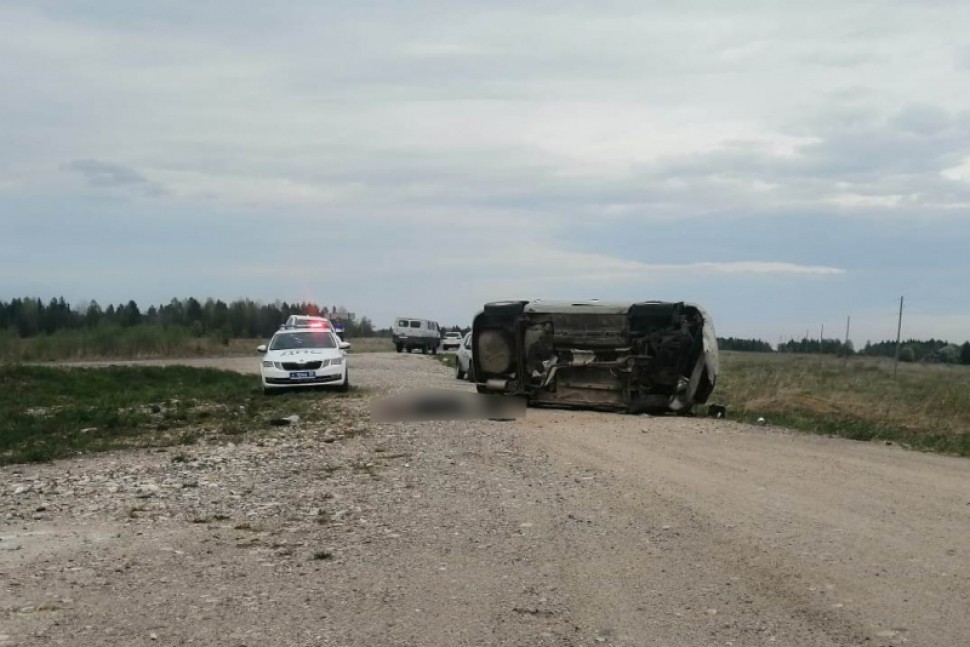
[{"xmin": 3, "ymin": 354, "xmax": 970, "ymax": 646}]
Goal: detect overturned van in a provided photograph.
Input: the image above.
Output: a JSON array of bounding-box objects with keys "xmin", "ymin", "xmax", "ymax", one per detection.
[{"xmin": 471, "ymin": 300, "xmax": 718, "ymax": 414}]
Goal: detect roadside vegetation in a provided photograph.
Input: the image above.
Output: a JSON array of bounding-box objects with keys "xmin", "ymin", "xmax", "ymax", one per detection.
[
  {"xmin": 717, "ymin": 351, "xmax": 970, "ymax": 456},
  {"xmin": 0, "ymin": 328, "xmax": 394, "ymax": 362},
  {"xmin": 0, "ymin": 327, "xmax": 267, "ymax": 362},
  {"xmin": 428, "ymin": 346, "xmax": 970, "ymax": 456},
  {"xmin": 346, "ymin": 337, "xmax": 394, "ymax": 353},
  {"xmin": 434, "ymin": 353, "xmax": 457, "ymax": 369},
  {"xmin": 0, "ymin": 296, "xmax": 415, "ymax": 361},
  {"xmin": 0, "ymin": 365, "xmax": 358, "ymax": 465}
]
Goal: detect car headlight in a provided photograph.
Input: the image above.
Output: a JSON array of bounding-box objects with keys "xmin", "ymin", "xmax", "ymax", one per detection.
[
  {"xmin": 331, "ymin": 357, "xmax": 344, "ymax": 366},
  {"xmin": 262, "ymin": 360, "xmax": 274, "ymax": 368}
]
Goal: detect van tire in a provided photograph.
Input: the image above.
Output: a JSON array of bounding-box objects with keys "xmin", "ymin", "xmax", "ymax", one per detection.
[{"xmin": 395, "ymin": 343, "xmax": 403, "ymax": 353}]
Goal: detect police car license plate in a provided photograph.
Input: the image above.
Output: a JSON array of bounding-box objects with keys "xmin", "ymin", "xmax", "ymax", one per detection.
[{"xmin": 289, "ymin": 371, "xmax": 315, "ymax": 380}]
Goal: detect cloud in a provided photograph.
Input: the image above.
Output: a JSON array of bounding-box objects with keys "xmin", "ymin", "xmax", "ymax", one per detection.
[
  {"xmin": 3, "ymin": 2, "xmax": 970, "ymax": 342},
  {"xmin": 942, "ymin": 157, "xmax": 970, "ymax": 182},
  {"xmin": 63, "ymin": 159, "xmax": 166, "ymax": 197},
  {"xmin": 439, "ymin": 248, "xmax": 845, "ymax": 282}
]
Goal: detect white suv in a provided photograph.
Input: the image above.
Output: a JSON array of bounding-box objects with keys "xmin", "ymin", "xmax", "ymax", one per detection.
[
  {"xmin": 257, "ymin": 325, "xmax": 351, "ymax": 394},
  {"xmin": 441, "ymin": 331, "xmax": 463, "ymax": 351}
]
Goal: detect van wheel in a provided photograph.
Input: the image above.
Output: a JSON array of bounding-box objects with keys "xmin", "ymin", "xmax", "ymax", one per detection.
[
  {"xmin": 395, "ymin": 343, "xmax": 403, "ymax": 353},
  {"xmin": 431, "ymin": 345, "xmax": 437, "ymax": 355}
]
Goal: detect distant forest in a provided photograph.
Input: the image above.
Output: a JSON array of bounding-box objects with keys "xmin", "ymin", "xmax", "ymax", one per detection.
[
  {"xmin": 0, "ymin": 296, "xmax": 378, "ymax": 341},
  {"xmin": 2, "ymin": 297, "xmax": 969, "ymax": 365},
  {"xmin": 720, "ymin": 335, "xmax": 970, "ymax": 365},
  {"xmin": 716, "ymin": 337, "xmax": 774, "ymax": 353}
]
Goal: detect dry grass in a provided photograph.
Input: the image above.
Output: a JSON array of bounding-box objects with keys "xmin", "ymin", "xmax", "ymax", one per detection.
[
  {"xmin": 4, "ymin": 334, "xmax": 396, "ymax": 362},
  {"xmin": 345, "ymin": 337, "xmax": 394, "ymax": 353},
  {"xmin": 717, "ymin": 352, "xmax": 970, "ymax": 455}
]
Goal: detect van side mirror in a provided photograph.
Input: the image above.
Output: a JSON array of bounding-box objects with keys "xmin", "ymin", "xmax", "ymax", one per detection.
[{"xmin": 256, "ymin": 344, "xmax": 267, "ymax": 353}]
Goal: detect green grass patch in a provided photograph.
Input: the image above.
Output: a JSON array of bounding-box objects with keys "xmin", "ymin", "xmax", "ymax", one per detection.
[
  {"xmin": 434, "ymin": 353, "xmax": 457, "ymax": 369},
  {"xmin": 716, "ymin": 352, "xmax": 970, "ymax": 456},
  {"xmin": 0, "ymin": 364, "xmax": 355, "ymax": 465}
]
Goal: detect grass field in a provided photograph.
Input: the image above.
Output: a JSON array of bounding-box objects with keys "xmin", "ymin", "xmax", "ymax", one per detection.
[
  {"xmin": 716, "ymin": 351, "xmax": 970, "ymax": 456},
  {"xmin": 346, "ymin": 337, "xmax": 395, "ymax": 353},
  {"xmin": 0, "ymin": 329, "xmax": 395, "ymax": 362},
  {"xmin": 0, "ymin": 365, "xmax": 360, "ymax": 465},
  {"xmin": 437, "ymin": 348, "xmax": 970, "ymax": 456},
  {"xmin": 6, "ymin": 349, "xmax": 970, "ymax": 465}
]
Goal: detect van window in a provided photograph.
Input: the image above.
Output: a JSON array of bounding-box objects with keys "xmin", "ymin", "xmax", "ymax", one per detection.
[
  {"xmin": 397, "ymin": 320, "xmax": 408, "ymax": 327},
  {"xmin": 409, "ymin": 321, "xmax": 421, "ymax": 328}
]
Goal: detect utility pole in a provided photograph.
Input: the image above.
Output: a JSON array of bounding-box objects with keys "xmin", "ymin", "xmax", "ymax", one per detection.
[
  {"xmin": 843, "ymin": 315, "xmax": 851, "ymax": 368},
  {"xmin": 893, "ymin": 296, "xmax": 904, "ymax": 379}
]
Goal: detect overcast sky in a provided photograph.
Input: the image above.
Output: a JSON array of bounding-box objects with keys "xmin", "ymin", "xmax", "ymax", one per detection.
[{"xmin": 3, "ymin": 1, "xmax": 970, "ymax": 344}]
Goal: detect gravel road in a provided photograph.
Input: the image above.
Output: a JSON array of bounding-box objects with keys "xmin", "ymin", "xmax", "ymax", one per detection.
[{"xmin": 3, "ymin": 353, "xmax": 970, "ymax": 646}]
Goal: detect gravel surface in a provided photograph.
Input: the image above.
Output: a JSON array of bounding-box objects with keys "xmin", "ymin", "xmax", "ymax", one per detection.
[{"xmin": 3, "ymin": 353, "xmax": 970, "ymax": 646}]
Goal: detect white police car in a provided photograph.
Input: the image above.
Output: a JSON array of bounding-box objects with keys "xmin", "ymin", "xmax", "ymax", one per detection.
[{"xmin": 257, "ymin": 319, "xmax": 351, "ymax": 394}]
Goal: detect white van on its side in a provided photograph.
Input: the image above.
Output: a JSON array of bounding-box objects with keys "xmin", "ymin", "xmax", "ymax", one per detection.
[{"xmin": 391, "ymin": 317, "xmax": 441, "ymax": 354}]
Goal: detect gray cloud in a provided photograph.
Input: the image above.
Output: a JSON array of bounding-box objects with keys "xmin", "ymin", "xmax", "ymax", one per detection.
[
  {"xmin": 4, "ymin": 2, "xmax": 970, "ymax": 343},
  {"xmin": 63, "ymin": 159, "xmax": 167, "ymax": 197}
]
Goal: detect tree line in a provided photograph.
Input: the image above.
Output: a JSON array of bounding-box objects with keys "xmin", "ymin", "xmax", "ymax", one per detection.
[
  {"xmin": 776, "ymin": 337, "xmax": 854, "ymax": 355},
  {"xmin": 716, "ymin": 337, "xmax": 774, "ymax": 353},
  {"xmin": 0, "ymin": 297, "xmax": 377, "ymax": 341},
  {"xmin": 719, "ymin": 335, "xmax": 970, "ymax": 365},
  {"xmin": 860, "ymin": 338, "xmax": 970, "ymax": 365},
  {"xmin": 4, "ymin": 297, "xmax": 969, "ymax": 364}
]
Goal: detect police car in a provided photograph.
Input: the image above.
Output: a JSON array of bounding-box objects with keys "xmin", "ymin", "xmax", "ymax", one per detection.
[
  {"xmin": 281, "ymin": 314, "xmax": 329, "ymax": 330},
  {"xmin": 258, "ymin": 317, "xmax": 351, "ymax": 394}
]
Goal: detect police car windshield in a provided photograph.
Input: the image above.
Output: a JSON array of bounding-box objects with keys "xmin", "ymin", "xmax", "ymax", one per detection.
[{"xmin": 270, "ymin": 331, "xmax": 337, "ymax": 351}]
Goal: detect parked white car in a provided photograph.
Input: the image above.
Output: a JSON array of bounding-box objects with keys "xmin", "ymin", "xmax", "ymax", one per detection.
[
  {"xmin": 454, "ymin": 332, "xmax": 475, "ymax": 381},
  {"xmin": 441, "ymin": 331, "xmax": 463, "ymax": 351},
  {"xmin": 257, "ymin": 325, "xmax": 351, "ymax": 394}
]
